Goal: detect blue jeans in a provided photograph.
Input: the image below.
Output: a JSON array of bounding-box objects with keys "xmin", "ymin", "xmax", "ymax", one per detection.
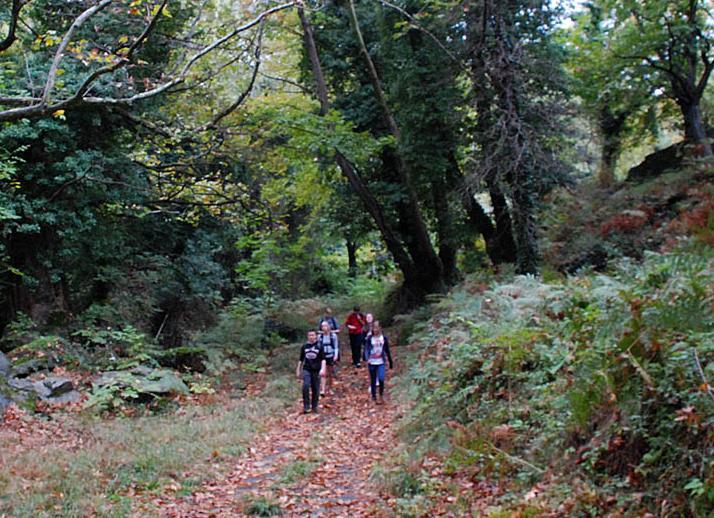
[{"xmin": 368, "ymin": 363, "xmax": 385, "ymax": 398}]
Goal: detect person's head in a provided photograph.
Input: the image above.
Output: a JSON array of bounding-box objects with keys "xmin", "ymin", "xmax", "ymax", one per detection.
[
  {"xmin": 325, "ymin": 307, "xmax": 332, "ymax": 315},
  {"xmin": 320, "ymin": 321, "xmax": 330, "ymax": 334},
  {"xmin": 353, "ymin": 305, "xmax": 361, "ymax": 313},
  {"xmin": 307, "ymin": 330, "xmax": 318, "ymax": 343},
  {"xmin": 373, "ymin": 321, "xmax": 382, "ymax": 335},
  {"xmin": 366, "ymin": 312, "xmax": 374, "ymax": 324}
]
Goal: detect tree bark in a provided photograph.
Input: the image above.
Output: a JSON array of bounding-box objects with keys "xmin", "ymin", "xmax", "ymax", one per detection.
[
  {"xmin": 346, "ymin": 239, "xmax": 358, "ymax": 277},
  {"xmin": 597, "ymin": 108, "xmax": 627, "ymax": 187},
  {"xmin": 510, "ymin": 183, "xmax": 539, "ymax": 275},
  {"xmin": 597, "ymin": 134, "xmax": 620, "ymax": 187},
  {"xmin": 431, "ymin": 178, "xmax": 459, "ymax": 284},
  {"xmin": 679, "ymin": 99, "xmax": 712, "ymax": 155},
  {"xmin": 488, "ymin": 185, "xmax": 518, "ymax": 265}
]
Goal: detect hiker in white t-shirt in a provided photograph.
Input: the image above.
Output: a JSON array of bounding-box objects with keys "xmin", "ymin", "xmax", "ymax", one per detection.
[
  {"xmin": 362, "ymin": 321, "xmax": 393, "ymax": 404},
  {"xmin": 318, "ymin": 321, "xmax": 339, "ymax": 396}
]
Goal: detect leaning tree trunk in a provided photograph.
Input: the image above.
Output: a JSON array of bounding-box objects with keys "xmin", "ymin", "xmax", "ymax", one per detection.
[
  {"xmin": 345, "ymin": 0, "xmax": 445, "ymax": 293},
  {"xmin": 298, "ymin": 7, "xmax": 440, "ymax": 302}
]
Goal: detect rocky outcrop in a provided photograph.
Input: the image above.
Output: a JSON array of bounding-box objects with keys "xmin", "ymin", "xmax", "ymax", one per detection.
[
  {"xmin": 0, "ymin": 353, "xmax": 81, "ymax": 413},
  {"xmin": 627, "ymin": 142, "xmax": 686, "ymax": 183}
]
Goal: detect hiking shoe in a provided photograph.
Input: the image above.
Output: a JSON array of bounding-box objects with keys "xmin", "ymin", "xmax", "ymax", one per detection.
[
  {"xmin": 377, "ymin": 394, "xmax": 384, "ymax": 405},
  {"xmin": 312, "ymin": 408, "xmax": 319, "ymax": 414},
  {"xmin": 303, "ymin": 408, "xmax": 310, "ymax": 414}
]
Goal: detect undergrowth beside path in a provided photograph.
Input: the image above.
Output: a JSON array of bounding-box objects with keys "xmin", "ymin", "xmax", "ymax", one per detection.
[{"xmin": 0, "ymin": 351, "xmax": 296, "ymax": 516}]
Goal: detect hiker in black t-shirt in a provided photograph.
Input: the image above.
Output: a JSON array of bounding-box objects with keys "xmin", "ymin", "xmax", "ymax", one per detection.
[{"xmin": 296, "ymin": 330, "xmax": 326, "ymax": 414}]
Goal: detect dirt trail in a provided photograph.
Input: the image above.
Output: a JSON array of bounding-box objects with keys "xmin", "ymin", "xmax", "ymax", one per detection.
[{"xmin": 156, "ymin": 361, "xmax": 401, "ymax": 517}]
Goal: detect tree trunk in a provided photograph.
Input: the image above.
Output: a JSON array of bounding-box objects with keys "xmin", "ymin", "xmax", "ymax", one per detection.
[
  {"xmin": 597, "ymin": 132, "xmax": 620, "ymax": 187},
  {"xmin": 510, "ymin": 182, "xmax": 539, "ymax": 275},
  {"xmin": 680, "ymin": 99, "xmax": 712, "ymax": 155},
  {"xmin": 431, "ymin": 177, "xmax": 459, "ymax": 284},
  {"xmin": 346, "ymin": 239, "xmax": 358, "ymax": 277},
  {"xmin": 597, "ymin": 106, "xmax": 627, "ymax": 187},
  {"xmin": 345, "ymin": 0, "xmax": 444, "ymax": 289},
  {"xmin": 299, "ymin": 7, "xmax": 438, "ymax": 301},
  {"xmin": 488, "ymin": 185, "xmax": 518, "ymax": 264}
]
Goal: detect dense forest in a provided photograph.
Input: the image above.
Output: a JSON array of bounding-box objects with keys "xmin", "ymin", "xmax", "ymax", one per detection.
[{"xmin": 1, "ymin": 0, "xmax": 714, "ymax": 515}]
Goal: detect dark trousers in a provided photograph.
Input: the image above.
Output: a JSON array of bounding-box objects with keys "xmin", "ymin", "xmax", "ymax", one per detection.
[
  {"xmin": 368, "ymin": 364, "xmax": 386, "ymax": 398},
  {"xmin": 349, "ymin": 333, "xmax": 362, "ymax": 366},
  {"xmin": 302, "ymin": 369, "xmax": 320, "ymax": 410}
]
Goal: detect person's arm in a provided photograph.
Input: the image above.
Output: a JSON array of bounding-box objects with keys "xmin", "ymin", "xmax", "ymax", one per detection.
[
  {"xmin": 363, "ymin": 337, "xmax": 370, "ymax": 362},
  {"xmin": 297, "ymin": 347, "xmax": 305, "ymax": 378},
  {"xmin": 345, "ymin": 314, "xmax": 356, "ymax": 332},
  {"xmin": 385, "ymin": 337, "xmax": 393, "ymax": 369},
  {"xmin": 319, "ymin": 347, "xmax": 326, "ymax": 376}
]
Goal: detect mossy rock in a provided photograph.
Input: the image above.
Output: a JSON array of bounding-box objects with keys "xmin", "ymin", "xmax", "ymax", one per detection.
[{"xmin": 93, "ymin": 366, "xmax": 189, "ymax": 396}]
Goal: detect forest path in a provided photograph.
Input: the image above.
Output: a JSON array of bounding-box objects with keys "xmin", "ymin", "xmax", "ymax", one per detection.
[{"xmin": 155, "ymin": 359, "xmax": 401, "ymax": 517}]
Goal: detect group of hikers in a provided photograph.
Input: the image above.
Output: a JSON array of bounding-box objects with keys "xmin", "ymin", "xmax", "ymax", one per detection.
[{"xmin": 296, "ymin": 306, "xmax": 393, "ymax": 414}]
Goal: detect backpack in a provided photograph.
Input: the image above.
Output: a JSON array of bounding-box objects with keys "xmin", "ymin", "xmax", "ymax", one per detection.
[{"xmin": 319, "ymin": 332, "xmax": 337, "ymax": 359}]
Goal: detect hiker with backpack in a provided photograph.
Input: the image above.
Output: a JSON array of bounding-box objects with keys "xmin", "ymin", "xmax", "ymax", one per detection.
[
  {"xmin": 318, "ymin": 321, "xmax": 339, "ymax": 396},
  {"xmin": 363, "ymin": 321, "xmax": 393, "ymax": 404},
  {"xmin": 296, "ymin": 330, "xmax": 326, "ymax": 414},
  {"xmin": 344, "ymin": 306, "xmax": 366, "ymax": 368},
  {"xmin": 318, "ymin": 307, "xmax": 340, "ymax": 335}
]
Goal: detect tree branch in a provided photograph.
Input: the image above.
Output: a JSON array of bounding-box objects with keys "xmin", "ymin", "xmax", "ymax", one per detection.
[
  {"xmin": 0, "ymin": 0, "xmax": 25, "ymax": 53},
  {"xmin": 374, "ymin": 0, "xmax": 463, "ymax": 68},
  {"xmin": 0, "ymin": 1, "xmax": 296, "ymax": 122},
  {"xmin": 197, "ymin": 20, "xmax": 265, "ymax": 131},
  {"xmin": 42, "ymin": 0, "xmax": 114, "ymax": 105}
]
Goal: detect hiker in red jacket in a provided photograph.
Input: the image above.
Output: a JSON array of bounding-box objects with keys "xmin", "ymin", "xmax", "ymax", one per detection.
[{"xmin": 344, "ymin": 306, "xmax": 365, "ymax": 368}]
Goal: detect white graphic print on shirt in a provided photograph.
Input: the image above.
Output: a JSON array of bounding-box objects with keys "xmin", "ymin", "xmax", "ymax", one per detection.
[{"xmin": 368, "ymin": 335, "xmax": 385, "ymax": 365}]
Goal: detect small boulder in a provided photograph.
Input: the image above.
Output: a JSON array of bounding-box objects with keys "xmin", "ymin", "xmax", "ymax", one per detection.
[
  {"xmin": 7, "ymin": 376, "xmax": 76, "ymax": 401},
  {"xmin": 36, "ymin": 376, "xmax": 75, "ymax": 399},
  {"xmin": 7, "ymin": 377, "xmax": 36, "ymax": 393},
  {"xmin": 0, "ymin": 393, "xmax": 11, "ymax": 413},
  {"xmin": 12, "ymin": 356, "xmax": 59, "ymax": 378},
  {"xmin": 47, "ymin": 390, "xmax": 82, "ymax": 404},
  {"xmin": 0, "ymin": 351, "xmax": 10, "ymax": 377}
]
